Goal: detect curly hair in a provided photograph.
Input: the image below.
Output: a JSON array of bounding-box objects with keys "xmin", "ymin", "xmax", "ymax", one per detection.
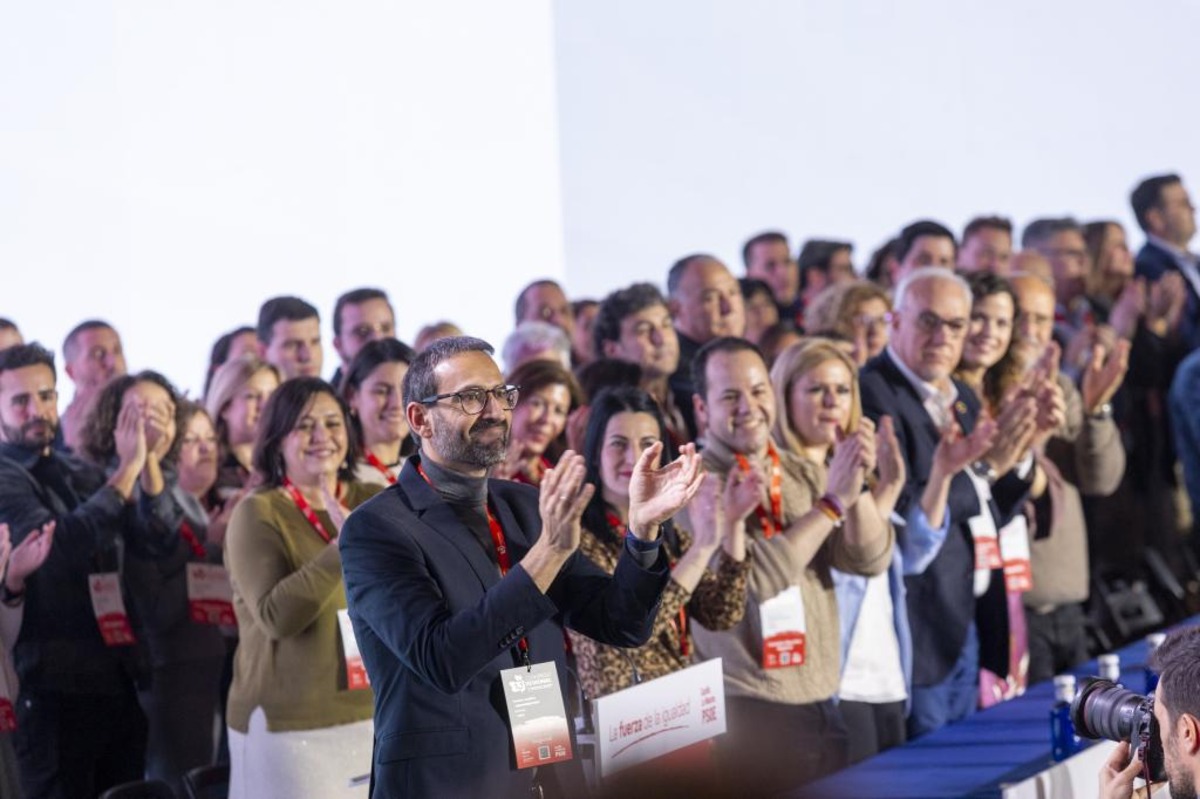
[{"xmin": 79, "ymin": 371, "xmax": 182, "ymax": 467}]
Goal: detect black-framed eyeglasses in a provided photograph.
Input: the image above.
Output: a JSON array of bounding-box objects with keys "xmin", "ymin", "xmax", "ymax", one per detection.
[
  {"xmin": 914, "ymin": 311, "xmax": 969, "ymax": 338},
  {"xmin": 419, "ymin": 384, "xmax": 520, "ymax": 415}
]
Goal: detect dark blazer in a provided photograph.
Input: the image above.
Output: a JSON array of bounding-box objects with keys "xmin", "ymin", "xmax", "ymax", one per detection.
[
  {"xmin": 340, "ymin": 457, "xmax": 669, "ymax": 799},
  {"xmin": 1136, "ymin": 240, "xmax": 1200, "ymax": 350},
  {"xmin": 859, "ymin": 351, "xmax": 1026, "ymax": 687}
]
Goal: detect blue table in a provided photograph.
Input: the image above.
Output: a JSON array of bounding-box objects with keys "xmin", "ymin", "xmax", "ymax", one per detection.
[{"xmin": 793, "ymin": 627, "xmax": 1176, "ymax": 799}]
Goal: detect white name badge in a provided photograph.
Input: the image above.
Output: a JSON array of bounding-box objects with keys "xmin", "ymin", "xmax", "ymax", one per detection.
[
  {"xmin": 593, "ymin": 657, "xmax": 726, "ymax": 778},
  {"xmin": 500, "ymin": 661, "xmax": 573, "ymax": 769},
  {"xmin": 88, "ymin": 572, "xmax": 136, "ymax": 647},
  {"xmin": 186, "ymin": 563, "xmax": 236, "ymax": 626},
  {"xmin": 999, "ymin": 516, "xmax": 1033, "ymax": 594},
  {"xmin": 336, "ymin": 609, "xmax": 370, "ymax": 691},
  {"xmin": 0, "ymin": 698, "xmax": 15, "ymax": 733},
  {"xmin": 760, "ymin": 585, "xmax": 806, "ymax": 669}
]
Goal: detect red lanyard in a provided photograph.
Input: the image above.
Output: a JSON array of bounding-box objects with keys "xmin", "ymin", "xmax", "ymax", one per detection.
[
  {"xmin": 418, "ymin": 461, "xmax": 531, "ymax": 666},
  {"xmin": 178, "ymin": 521, "xmax": 207, "ymax": 559},
  {"xmin": 281, "ymin": 478, "xmax": 340, "ymax": 544},
  {"xmin": 734, "ymin": 442, "xmax": 784, "ymax": 539},
  {"xmin": 607, "ymin": 511, "xmax": 689, "ymax": 657},
  {"xmin": 364, "ymin": 452, "xmax": 398, "ymax": 485}
]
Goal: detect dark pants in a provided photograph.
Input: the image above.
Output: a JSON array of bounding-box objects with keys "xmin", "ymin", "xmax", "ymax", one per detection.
[
  {"xmin": 908, "ymin": 622, "xmax": 979, "ymax": 739},
  {"xmin": 14, "ymin": 688, "xmax": 147, "ymax": 799},
  {"xmin": 838, "ymin": 699, "xmax": 907, "ymax": 765},
  {"xmin": 1026, "ymin": 603, "xmax": 1088, "ymax": 685},
  {"xmin": 139, "ymin": 657, "xmax": 225, "ymax": 795},
  {"xmin": 716, "ymin": 696, "xmax": 847, "ymax": 798}
]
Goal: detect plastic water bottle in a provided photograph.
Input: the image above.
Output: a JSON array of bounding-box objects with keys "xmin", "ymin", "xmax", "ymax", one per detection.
[
  {"xmin": 1145, "ymin": 632, "xmax": 1166, "ymax": 694},
  {"xmin": 1050, "ymin": 674, "xmax": 1081, "ymax": 762},
  {"xmin": 1098, "ymin": 653, "xmax": 1120, "ymax": 682}
]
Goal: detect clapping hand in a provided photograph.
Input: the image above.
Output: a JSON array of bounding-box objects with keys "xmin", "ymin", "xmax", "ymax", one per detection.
[
  {"xmin": 933, "ymin": 417, "xmax": 997, "ymax": 478},
  {"xmin": 627, "ymin": 442, "xmax": 705, "ymax": 541},
  {"xmin": 1082, "ymin": 338, "xmax": 1131, "ymax": 415},
  {"xmin": 537, "ymin": 451, "xmax": 595, "ymax": 554},
  {"xmin": 3, "ymin": 520, "xmax": 56, "ymax": 594}
]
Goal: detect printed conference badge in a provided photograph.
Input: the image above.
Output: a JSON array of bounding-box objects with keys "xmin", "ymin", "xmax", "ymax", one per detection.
[
  {"xmin": 760, "ymin": 585, "xmax": 806, "ymax": 669},
  {"xmin": 88, "ymin": 572, "xmax": 136, "ymax": 647},
  {"xmin": 186, "ymin": 563, "xmax": 236, "ymax": 626},
  {"xmin": 500, "ymin": 661, "xmax": 574, "ymax": 769},
  {"xmin": 969, "ymin": 514, "xmax": 1003, "ymax": 571},
  {"xmin": 336, "ymin": 609, "xmax": 370, "ymax": 691},
  {"xmin": 999, "ymin": 517, "xmax": 1033, "ymax": 593}
]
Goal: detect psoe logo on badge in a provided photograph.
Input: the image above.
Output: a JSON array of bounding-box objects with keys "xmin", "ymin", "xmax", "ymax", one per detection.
[{"xmin": 508, "ymin": 675, "xmax": 526, "ymax": 693}]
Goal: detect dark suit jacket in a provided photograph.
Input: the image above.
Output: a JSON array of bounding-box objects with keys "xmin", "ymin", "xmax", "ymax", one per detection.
[
  {"xmin": 859, "ymin": 351, "xmax": 1027, "ymax": 687},
  {"xmin": 1136, "ymin": 240, "xmax": 1200, "ymax": 350},
  {"xmin": 340, "ymin": 457, "xmax": 669, "ymax": 799}
]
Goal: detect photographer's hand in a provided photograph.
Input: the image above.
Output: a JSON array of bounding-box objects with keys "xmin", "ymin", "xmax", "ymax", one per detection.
[{"xmin": 1098, "ymin": 741, "xmax": 1142, "ymax": 799}]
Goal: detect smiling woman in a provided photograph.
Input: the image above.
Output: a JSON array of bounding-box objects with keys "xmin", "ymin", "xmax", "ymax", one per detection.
[
  {"xmin": 495, "ymin": 359, "xmax": 583, "ymax": 487},
  {"xmin": 223, "ymin": 378, "xmax": 382, "ymax": 799},
  {"xmin": 341, "ymin": 338, "xmax": 418, "ymax": 486}
]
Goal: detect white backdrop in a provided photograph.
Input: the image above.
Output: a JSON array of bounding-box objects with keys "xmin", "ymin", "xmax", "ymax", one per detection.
[
  {"xmin": 1, "ymin": 1, "xmax": 565, "ymax": 397},
  {"xmin": 555, "ymin": 0, "xmax": 1200, "ymax": 299},
  {"xmin": 3, "ymin": 0, "xmax": 1198, "ymax": 400}
]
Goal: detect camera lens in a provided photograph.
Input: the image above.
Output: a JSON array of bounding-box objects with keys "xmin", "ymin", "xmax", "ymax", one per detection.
[{"xmin": 1069, "ymin": 678, "xmax": 1147, "ymax": 742}]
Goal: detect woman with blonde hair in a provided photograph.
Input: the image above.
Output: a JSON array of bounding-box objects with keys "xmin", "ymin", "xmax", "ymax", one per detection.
[
  {"xmin": 769, "ymin": 339, "xmax": 916, "ymax": 764},
  {"xmin": 804, "ymin": 280, "xmax": 893, "ymax": 367},
  {"xmin": 205, "ymin": 354, "xmax": 281, "ymax": 499}
]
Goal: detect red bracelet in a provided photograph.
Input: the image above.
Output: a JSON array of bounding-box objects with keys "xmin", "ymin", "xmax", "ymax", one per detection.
[{"xmin": 816, "ymin": 494, "xmax": 845, "ymax": 528}]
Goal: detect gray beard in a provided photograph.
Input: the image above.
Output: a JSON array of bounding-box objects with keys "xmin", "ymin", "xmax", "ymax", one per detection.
[{"xmin": 431, "ymin": 418, "xmax": 509, "ymax": 469}]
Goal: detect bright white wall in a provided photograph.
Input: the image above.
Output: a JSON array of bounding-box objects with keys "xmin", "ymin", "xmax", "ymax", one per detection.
[
  {"xmin": 554, "ymin": 0, "xmax": 1200, "ymax": 298},
  {"xmin": 1, "ymin": 1, "xmax": 565, "ymax": 398}
]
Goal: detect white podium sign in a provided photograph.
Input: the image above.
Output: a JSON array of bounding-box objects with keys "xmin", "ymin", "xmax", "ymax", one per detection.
[{"xmin": 592, "ymin": 657, "xmax": 726, "ymax": 778}]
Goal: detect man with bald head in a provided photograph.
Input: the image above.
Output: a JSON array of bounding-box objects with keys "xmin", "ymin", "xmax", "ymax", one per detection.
[
  {"xmin": 859, "ymin": 268, "xmax": 1034, "ymax": 736},
  {"xmin": 1009, "ymin": 273, "xmax": 1127, "ymax": 683},
  {"xmin": 666, "ymin": 254, "xmax": 746, "ymax": 439}
]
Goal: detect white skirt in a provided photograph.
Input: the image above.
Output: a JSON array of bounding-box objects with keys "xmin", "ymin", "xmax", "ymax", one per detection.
[{"xmin": 228, "ymin": 707, "xmax": 374, "ymax": 799}]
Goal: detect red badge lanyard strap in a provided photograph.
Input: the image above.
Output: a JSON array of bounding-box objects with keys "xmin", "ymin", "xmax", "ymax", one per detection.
[
  {"xmin": 734, "ymin": 443, "xmax": 784, "ymax": 539},
  {"xmin": 282, "ymin": 478, "xmax": 334, "ymax": 544},
  {"xmin": 419, "ymin": 461, "xmax": 531, "ymax": 667},
  {"xmin": 608, "ymin": 510, "xmax": 688, "ymax": 657},
  {"xmin": 363, "ymin": 452, "xmax": 398, "ymax": 485},
  {"xmin": 178, "ymin": 521, "xmax": 207, "ymax": 559}
]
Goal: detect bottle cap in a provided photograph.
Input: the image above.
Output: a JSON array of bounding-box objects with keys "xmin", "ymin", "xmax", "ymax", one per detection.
[
  {"xmin": 1053, "ymin": 674, "xmax": 1076, "ymax": 703},
  {"xmin": 1099, "ymin": 653, "xmax": 1120, "ymax": 679}
]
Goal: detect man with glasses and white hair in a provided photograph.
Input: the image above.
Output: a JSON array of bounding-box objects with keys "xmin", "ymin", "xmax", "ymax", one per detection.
[
  {"xmin": 339, "ymin": 336, "xmax": 704, "ymax": 798},
  {"xmin": 859, "ymin": 268, "xmax": 1037, "ymax": 737}
]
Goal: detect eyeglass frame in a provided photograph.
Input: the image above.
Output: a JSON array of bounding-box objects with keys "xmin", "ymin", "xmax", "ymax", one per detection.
[
  {"xmin": 418, "ymin": 384, "xmax": 521, "ymax": 415},
  {"xmin": 910, "ymin": 310, "xmax": 969, "ymax": 338}
]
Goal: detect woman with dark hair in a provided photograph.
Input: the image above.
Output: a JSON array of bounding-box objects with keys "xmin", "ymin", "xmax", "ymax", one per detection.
[
  {"xmin": 567, "ymin": 386, "xmax": 755, "ymax": 699},
  {"xmin": 223, "ymin": 378, "xmax": 380, "ymax": 799},
  {"xmin": 495, "ymin": 359, "xmax": 583, "ymax": 486},
  {"xmin": 82, "ymin": 373, "xmax": 229, "ymax": 793},
  {"xmin": 340, "ymin": 338, "xmax": 418, "ymax": 486}
]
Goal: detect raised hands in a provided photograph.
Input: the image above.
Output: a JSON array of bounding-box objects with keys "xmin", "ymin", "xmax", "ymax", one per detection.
[
  {"xmin": 2, "ymin": 520, "xmax": 56, "ymax": 594},
  {"xmin": 1147, "ymin": 271, "xmax": 1187, "ymax": 336},
  {"xmin": 933, "ymin": 417, "xmax": 997, "ymax": 479},
  {"xmin": 826, "ymin": 427, "xmax": 871, "ymax": 510},
  {"xmin": 1081, "ymin": 338, "xmax": 1131, "ymax": 415},
  {"xmin": 114, "ymin": 401, "xmax": 148, "ymax": 473},
  {"xmin": 536, "ymin": 451, "xmax": 595, "ymax": 554},
  {"xmin": 627, "ymin": 442, "xmax": 705, "ymax": 541},
  {"xmin": 872, "ymin": 416, "xmax": 906, "ymax": 518}
]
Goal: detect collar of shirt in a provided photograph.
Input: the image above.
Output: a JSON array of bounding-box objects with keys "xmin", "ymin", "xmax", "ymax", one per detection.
[
  {"xmin": 886, "ymin": 345, "xmax": 958, "ymax": 429},
  {"xmin": 1148, "ymin": 233, "xmax": 1198, "ymax": 265},
  {"xmin": 0, "ymin": 441, "xmax": 47, "ymax": 470}
]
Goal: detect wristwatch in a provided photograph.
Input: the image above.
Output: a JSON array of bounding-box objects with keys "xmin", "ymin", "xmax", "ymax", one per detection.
[
  {"xmin": 971, "ymin": 460, "xmax": 998, "ymax": 484},
  {"xmin": 1088, "ymin": 402, "xmax": 1113, "ymax": 421}
]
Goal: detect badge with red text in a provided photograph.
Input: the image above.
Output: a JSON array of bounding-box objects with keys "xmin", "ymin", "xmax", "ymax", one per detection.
[
  {"xmin": 760, "ymin": 585, "xmax": 806, "ymax": 669},
  {"xmin": 500, "ymin": 661, "xmax": 574, "ymax": 769},
  {"xmin": 999, "ymin": 516, "xmax": 1033, "ymax": 593},
  {"xmin": 0, "ymin": 698, "xmax": 15, "ymax": 733},
  {"xmin": 337, "ymin": 609, "xmax": 370, "ymax": 691},
  {"xmin": 186, "ymin": 563, "xmax": 236, "ymax": 626},
  {"xmin": 969, "ymin": 514, "xmax": 1002, "ymax": 571},
  {"xmin": 88, "ymin": 572, "xmax": 136, "ymax": 646}
]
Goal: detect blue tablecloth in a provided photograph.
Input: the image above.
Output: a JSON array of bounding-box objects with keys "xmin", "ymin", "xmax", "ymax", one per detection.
[{"xmin": 793, "ymin": 623, "xmax": 1182, "ymax": 799}]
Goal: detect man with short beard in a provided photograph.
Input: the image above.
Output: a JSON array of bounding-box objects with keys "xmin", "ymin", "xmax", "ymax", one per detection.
[
  {"xmin": 339, "ymin": 336, "xmax": 704, "ymax": 799},
  {"xmin": 1100, "ymin": 626, "xmax": 1200, "ymax": 799},
  {"xmin": 0, "ymin": 343, "xmax": 179, "ymax": 798}
]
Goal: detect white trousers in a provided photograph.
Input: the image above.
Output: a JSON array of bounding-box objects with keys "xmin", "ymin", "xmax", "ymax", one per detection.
[{"xmin": 228, "ymin": 707, "xmax": 373, "ymax": 799}]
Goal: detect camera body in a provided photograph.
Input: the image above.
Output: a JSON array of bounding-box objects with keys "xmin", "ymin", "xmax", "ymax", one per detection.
[{"xmin": 1069, "ymin": 677, "xmax": 1165, "ymax": 782}]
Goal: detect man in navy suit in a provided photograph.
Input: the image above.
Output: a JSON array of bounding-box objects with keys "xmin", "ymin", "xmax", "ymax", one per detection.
[
  {"xmin": 859, "ymin": 268, "xmax": 1035, "ymax": 737},
  {"xmin": 340, "ymin": 336, "xmax": 703, "ymax": 798},
  {"xmin": 1131, "ymin": 173, "xmax": 1200, "ymax": 349}
]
